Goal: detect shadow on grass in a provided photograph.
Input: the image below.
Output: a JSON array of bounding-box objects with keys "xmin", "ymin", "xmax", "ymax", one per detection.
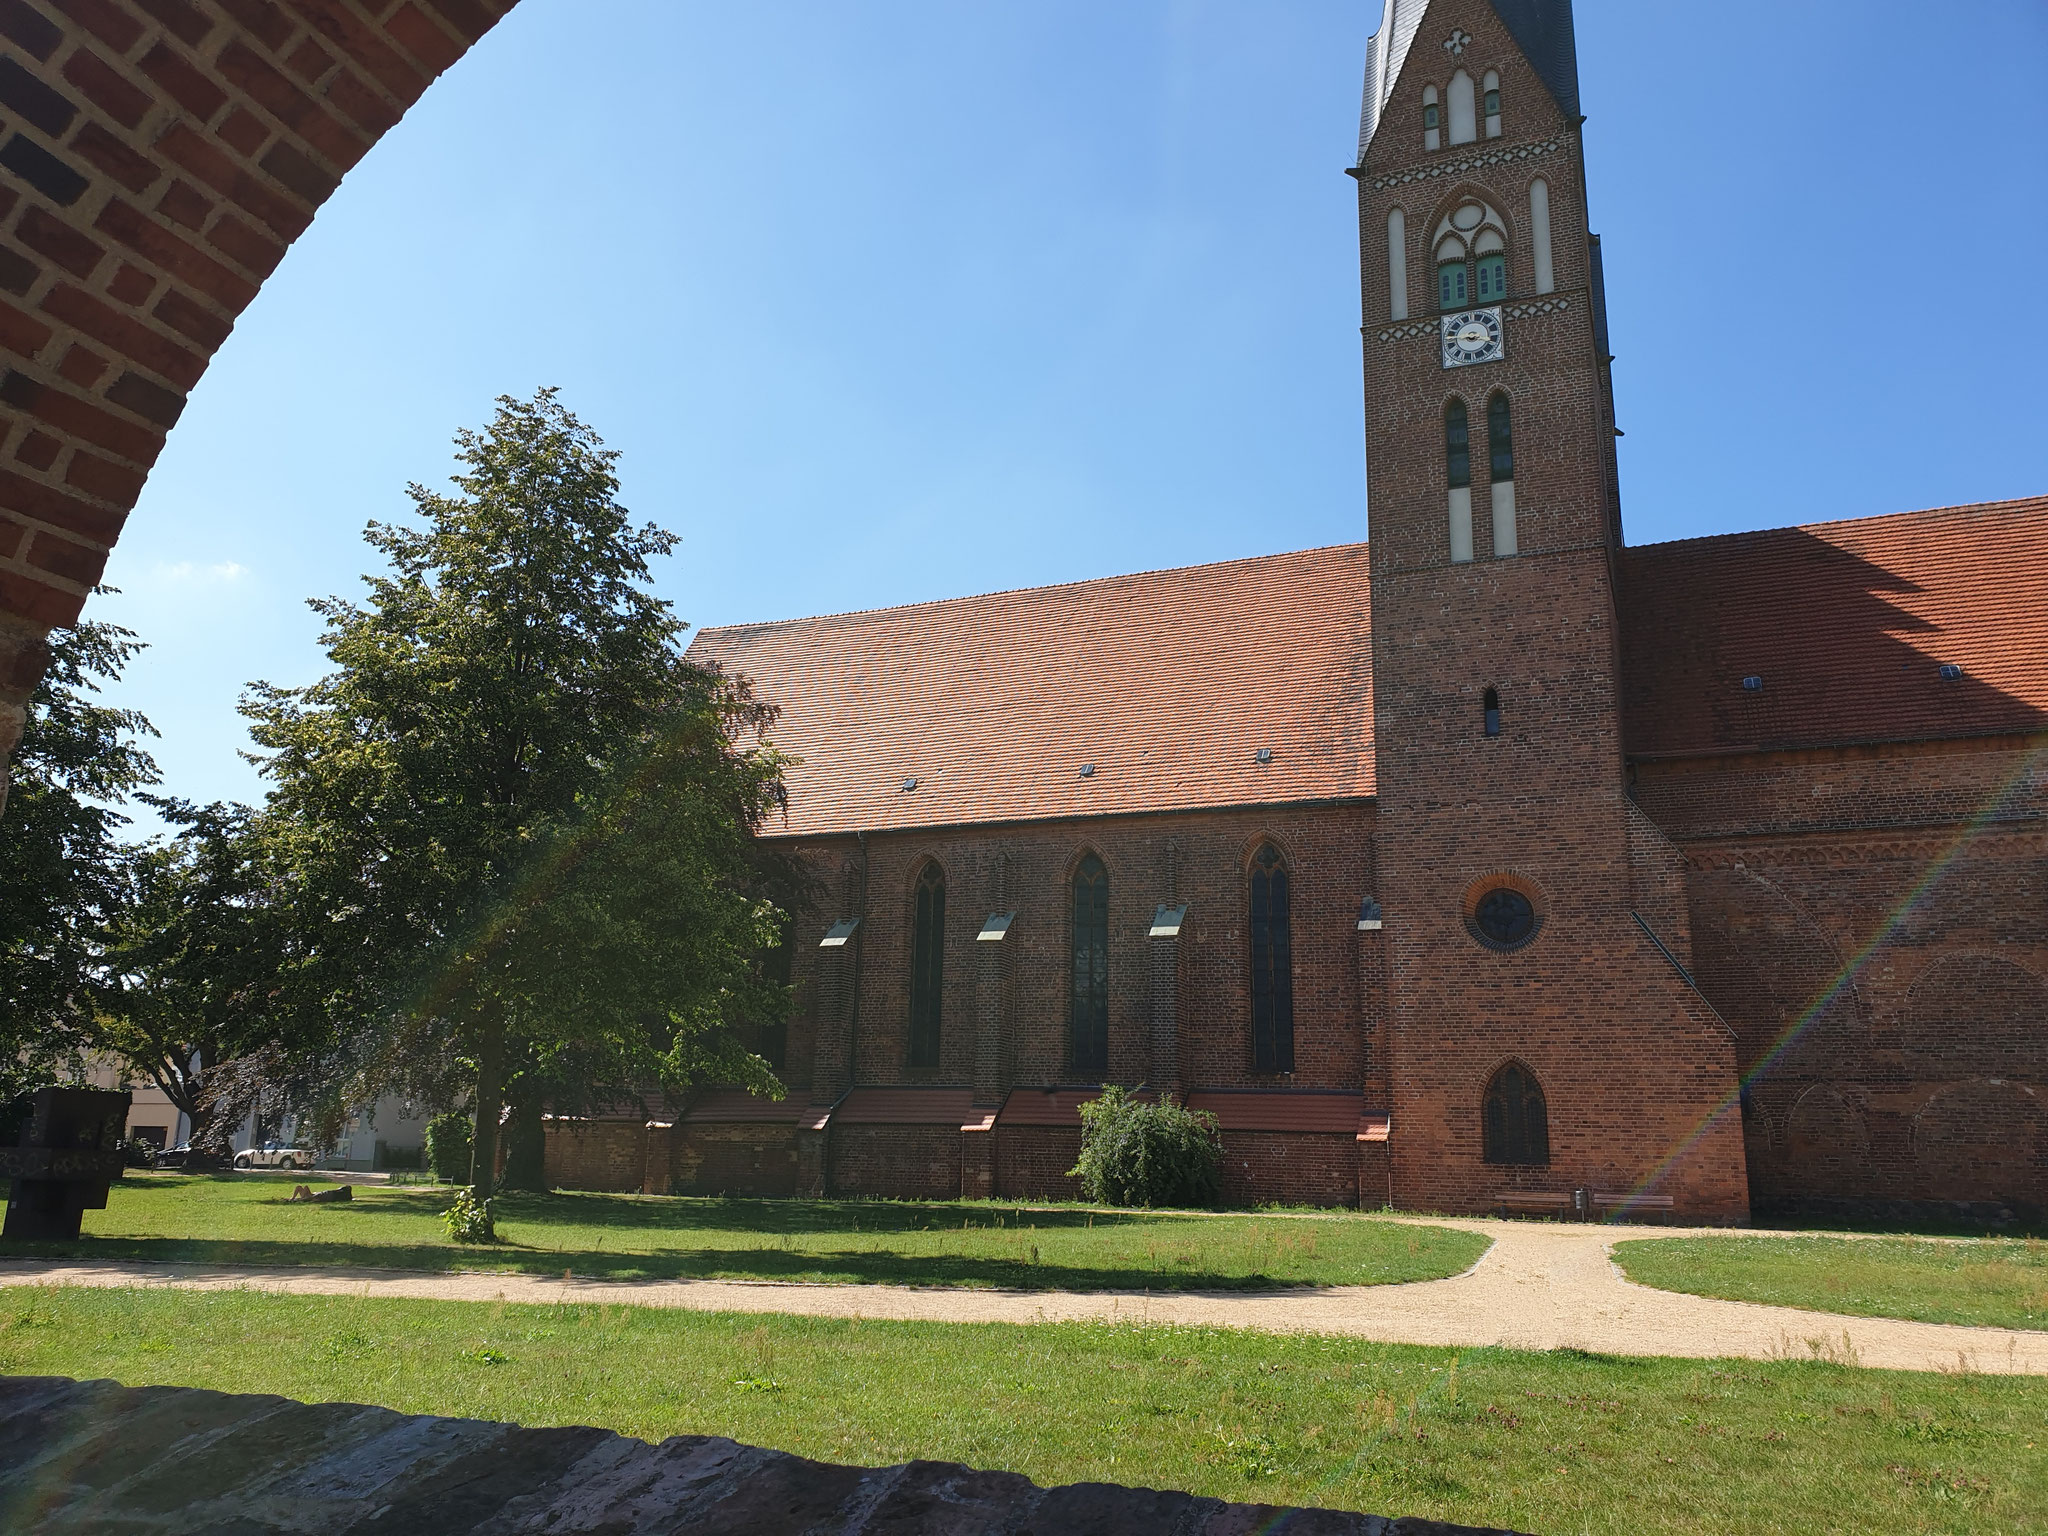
[{"xmin": 0, "ymin": 1232, "xmax": 1310, "ymax": 1292}]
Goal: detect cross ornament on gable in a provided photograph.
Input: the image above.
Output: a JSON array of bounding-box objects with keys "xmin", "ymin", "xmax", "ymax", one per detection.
[{"xmin": 1444, "ymin": 29, "xmax": 1472, "ymax": 55}]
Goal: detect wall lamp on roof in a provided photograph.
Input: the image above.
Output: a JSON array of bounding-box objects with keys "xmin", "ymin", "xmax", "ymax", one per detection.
[
  {"xmin": 819, "ymin": 917, "xmax": 861, "ymax": 949},
  {"xmin": 1077, "ymin": 763, "xmax": 1096, "ymax": 778},
  {"xmin": 1254, "ymin": 747, "xmax": 1273, "ymax": 764},
  {"xmin": 1149, "ymin": 903, "xmax": 1189, "ymax": 939},
  {"xmin": 901, "ymin": 777, "xmax": 919, "ymax": 792},
  {"xmin": 1741, "ymin": 675, "xmax": 1764, "ymax": 692},
  {"xmin": 1939, "ymin": 663, "xmax": 1964, "ymax": 681},
  {"xmin": 1357, "ymin": 897, "xmax": 1384, "ymax": 932},
  {"xmin": 977, "ymin": 911, "xmax": 1015, "ymax": 943}
]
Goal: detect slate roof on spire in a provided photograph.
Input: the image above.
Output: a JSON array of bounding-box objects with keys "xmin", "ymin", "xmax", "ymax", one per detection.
[{"xmin": 1357, "ymin": 0, "xmax": 1582, "ymax": 162}]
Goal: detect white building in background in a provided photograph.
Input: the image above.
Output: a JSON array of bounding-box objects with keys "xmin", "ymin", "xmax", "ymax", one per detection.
[{"xmin": 326, "ymin": 1096, "xmax": 431, "ymax": 1171}]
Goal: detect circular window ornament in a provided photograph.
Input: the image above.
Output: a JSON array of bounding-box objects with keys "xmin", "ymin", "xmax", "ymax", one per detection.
[{"xmin": 1463, "ymin": 873, "xmax": 1543, "ymax": 952}]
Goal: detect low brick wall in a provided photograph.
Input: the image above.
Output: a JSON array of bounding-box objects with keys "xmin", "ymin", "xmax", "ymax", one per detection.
[
  {"xmin": 827, "ymin": 1125, "xmax": 959, "ymax": 1200},
  {"xmin": 995, "ymin": 1126, "xmax": 1084, "ymax": 1200},
  {"xmin": 1219, "ymin": 1131, "xmax": 1362, "ymax": 1209},
  {"xmin": 543, "ymin": 1118, "xmax": 653, "ymax": 1194},
  {"xmin": 672, "ymin": 1124, "xmax": 800, "ymax": 1197}
]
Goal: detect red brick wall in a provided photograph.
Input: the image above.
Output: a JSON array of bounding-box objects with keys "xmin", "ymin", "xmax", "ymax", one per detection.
[
  {"xmin": 672, "ymin": 1124, "xmax": 799, "ymax": 1198},
  {"xmin": 826, "ymin": 1125, "xmax": 959, "ymax": 1201},
  {"xmin": 544, "ymin": 1117, "xmax": 653, "ymax": 1194},
  {"xmin": 1644, "ymin": 739, "xmax": 2048, "ymax": 1222},
  {"xmin": 0, "ymin": 1, "xmax": 516, "ymax": 797}
]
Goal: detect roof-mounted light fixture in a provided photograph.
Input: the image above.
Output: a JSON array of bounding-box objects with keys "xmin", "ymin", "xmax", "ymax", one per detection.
[
  {"xmin": 1357, "ymin": 897, "xmax": 1384, "ymax": 932},
  {"xmin": 819, "ymin": 917, "xmax": 861, "ymax": 949},
  {"xmin": 977, "ymin": 912, "xmax": 1015, "ymax": 942},
  {"xmin": 1255, "ymin": 747, "xmax": 1273, "ymax": 764},
  {"xmin": 1741, "ymin": 675, "xmax": 1764, "ymax": 692},
  {"xmin": 901, "ymin": 777, "xmax": 919, "ymax": 792},
  {"xmin": 1149, "ymin": 903, "xmax": 1189, "ymax": 939},
  {"xmin": 1077, "ymin": 763, "xmax": 1096, "ymax": 778},
  {"xmin": 1938, "ymin": 663, "xmax": 1963, "ymax": 681}
]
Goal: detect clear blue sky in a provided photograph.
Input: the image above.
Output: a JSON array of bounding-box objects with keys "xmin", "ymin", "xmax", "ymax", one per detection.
[{"xmin": 93, "ymin": 0, "xmax": 2048, "ymax": 822}]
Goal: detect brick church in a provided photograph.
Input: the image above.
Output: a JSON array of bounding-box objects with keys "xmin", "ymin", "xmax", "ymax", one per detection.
[{"xmin": 548, "ymin": 0, "xmax": 2047, "ymax": 1223}]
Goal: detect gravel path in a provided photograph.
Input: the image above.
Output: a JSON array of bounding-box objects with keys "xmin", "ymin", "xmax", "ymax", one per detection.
[{"xmin": 5, "ymin": 1217, "xmax": 2044, "ymax": 1375}]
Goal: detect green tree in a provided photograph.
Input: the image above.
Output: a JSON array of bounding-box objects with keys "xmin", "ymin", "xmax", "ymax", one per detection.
[
  {"xmin": 93, "ymin": 800, "xmax": 284, "ymax": 1153},
  {"xmin": 243, "ymin": 390, "xmax": 792, "ymax": 1194},
  {"xmin": 0, "ymin": 615, "xmax": 158, "ymax": 1096}
]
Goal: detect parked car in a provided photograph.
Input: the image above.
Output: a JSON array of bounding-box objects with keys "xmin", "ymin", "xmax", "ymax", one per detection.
[{"xmin": 233, "ymin": 1142, "xmax": 314, "ymax": 1171}]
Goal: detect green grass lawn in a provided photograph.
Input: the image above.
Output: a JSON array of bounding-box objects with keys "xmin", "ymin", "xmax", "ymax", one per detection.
[
  {"xmin": 0, "ymin": 1174, "xmax": 1489, "ymax": 1291},
  {"xmin": 1615, "ymin": 1236, "xmax": 2048, "ymax": 1333},
  {"xmin": 3, "ymin": 1284, "xmax": 2042, "ymax": 1535}
]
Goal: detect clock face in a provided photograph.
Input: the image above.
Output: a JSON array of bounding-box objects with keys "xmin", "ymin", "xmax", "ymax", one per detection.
[{"xmin": 1440, "ymin": 306, "xmax": 1505, "ymax": 369}]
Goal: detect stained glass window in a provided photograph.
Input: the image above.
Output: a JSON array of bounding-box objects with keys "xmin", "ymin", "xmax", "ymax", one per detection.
[
  {"xmin": 1474, "ymin": 887, "xmax": 1535, "ymax": 947},
  {"xmin": 909, "ymin": 863, "xmax": 945, "ymax": 1069},
  {"xmin": 1249, "ymin": 844, "xmax": 1295, "ymax": 1073},
  {"xmin": 1070, "ymin": 854, "xmax": 1110, "ymax": 1075},
  {"xmin": 1483, "ymin": 1063, "xmax": 1549, "ymax": 1165}
]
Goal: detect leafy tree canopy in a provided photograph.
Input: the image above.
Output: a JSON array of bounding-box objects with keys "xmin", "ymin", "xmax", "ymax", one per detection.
[
  {"xmin": 242, "ymin": 390, "xmax": 794, "ymax": 1191},
  {"xmin": 0, "ymin": 613, "xmax": 157, "ymax": 1097}
]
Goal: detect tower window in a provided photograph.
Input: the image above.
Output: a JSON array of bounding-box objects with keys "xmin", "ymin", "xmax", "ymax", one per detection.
[
  {"xmin": 1529, "ymin": 178, "xmax": 1554, "ymax": 294},
  {"xmin": 1438, "ymin": 258, "xmax": 1469, "ymax": 310},
  {"xmin": 1487, "ymin": 391, "xmax": 1517, "ymax": 557},
  {"xmin": 1422, "ymin": 86, "xmax": 1441, "ymax": 151},
  {"xmin": 1445, "ymin": 399, "xmax": 1471, "ymax": 489},
  {"xmin": 1475, "ymin": 252, "xmax": 1506, "ymax": 302},
  {"xmin": 1483, "ymin": 70, "xmax": 1502, "ymax": 137},
  {"xmin": 1386, "ymin": 208, "xmax": 1408, "ymax": 322},
  {"xmin": 1483, "ymin": 686, "xmax": 1501, "ymax": 737},
  {"xmin": 1070, "ymin": 853, "xmax": 1110, "ymax": 1076},
  {"xmin": 1483, "ymin": 1062, "xmax": 1550, "ymax": 1166},
  {"xmin": 1249, "ymin": 843, "xmax": 1295, "ymax": 1074},
  {"xmin": 909, "ymin": 862, "xmax": 945, "ymax": 1069},
  {"xmin": 1434, "ymin": 201, "xmax": 1507, "ymax": 313}
]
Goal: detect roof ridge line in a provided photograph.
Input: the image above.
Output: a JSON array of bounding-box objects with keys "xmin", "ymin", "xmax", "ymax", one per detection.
[
  {"xmin": 691, "ymin": 540, "xmax": 1370, "ymax": 639},
  {"xmin": 1623, "ymin": 493, "xmax": 2048, "ymax": 556}
]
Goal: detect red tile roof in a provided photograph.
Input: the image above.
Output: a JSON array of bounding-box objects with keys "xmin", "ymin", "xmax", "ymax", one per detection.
[
  {"xmin": 1186, "ymin": 1090, "xmax": 1365, "ymax": 1134},
  {"xmin": 1618, "ymin": 497, "xmax": 2048, "ymax": 758},
  {"xmin": 678, "ymin": 1089, "xmax": 806, "ymax": 1124},
  {"xmin": 686, "ymin": 546, "xmax": 1375, "ymax": 840},
  {"xmin": 831, "ymin": 1087, "xmax": 978, "ymax": 1126}
]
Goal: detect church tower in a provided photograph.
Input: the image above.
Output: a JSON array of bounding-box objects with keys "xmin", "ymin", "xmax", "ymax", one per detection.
[{"xmin": 1354, "ymin": 0, "xmax": 1749, "ymax": 1217}]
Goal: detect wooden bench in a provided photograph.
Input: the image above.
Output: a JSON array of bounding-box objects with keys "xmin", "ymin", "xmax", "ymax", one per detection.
[{"xmin": 1495, "ymin": 1191, "xmax": 1573, "ymax": 1219}]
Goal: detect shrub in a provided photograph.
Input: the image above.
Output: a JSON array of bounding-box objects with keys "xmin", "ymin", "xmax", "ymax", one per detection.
[
  {"xmin": 442, "ymin": 1186, "xmax": 497, "ymax": 1243},
  {"xmin": 425, "ymin": 1112, "xmax": 472, "ymax": 1184},
  {"xmin": 1068, "ymin": 1086, "xmax": 1223, "ymax": 1208}
]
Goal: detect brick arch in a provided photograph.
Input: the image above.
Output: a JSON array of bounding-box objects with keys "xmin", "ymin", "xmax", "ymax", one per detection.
[
  {"xmin": 0, "ymin": 0, "xmax": 519, "ymax": 807},
  {"xmin": 1901, "ymin": 952, "xmax": 2047, "ymax": 1081}
]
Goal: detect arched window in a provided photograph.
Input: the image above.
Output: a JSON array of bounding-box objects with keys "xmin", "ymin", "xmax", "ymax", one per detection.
[
  {"xmin": 1422, "ymin": 85, "xmax": 1441, "ymax": 152},
  {"xmin": 1487, "ymin": 391, "xmax": 1516, "ymax": 558},
  {"xmin": 909, "ymin": 862, "xmax": 945, "ymax": 1069},
  {"xmin": 1528, "ymin": 178, "xmax": 1554, "ymax": 294},
  {"xmin": 1445, "ymin": 399, "xmax": 1471, "ymax": 488},
  {"xmin": 1386, "ymin": 207, "xmax": 1408, "ymax": 321},
  {"xmin": 1249, "ymin": 844, "xmax": 1295, "ymax": 1073},
  {"xmin": 1482, "ymin": 686, "xmax": 1501, "ymax": 737},
  {"xmin": 1434, "ymin": 199, "xmax": 1507, "ymax": 313},
  {"xmin": 1483, "ymin": 1062, "xmax": 1549, "ymax": 1165},
  {"xmin": 1070, "ymin": 854, "xmax": 1110, "ymax": 1075},
  {"xmin": 1447, "ymin": 70, "xmax": 1477, "ymax": 145},
  {"xmin": 1445, "ymin": 398, "xmax": 1473, "ymax": 564},
  {"xmin": 1482, "ymin": 70, "xmax": 1502, "ymax": 137}
]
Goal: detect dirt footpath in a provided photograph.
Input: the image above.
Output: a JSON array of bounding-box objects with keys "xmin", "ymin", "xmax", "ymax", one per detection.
[{"xmin": 5, "ymin": 1217, "xmax": 2043, "ymax": 1375}]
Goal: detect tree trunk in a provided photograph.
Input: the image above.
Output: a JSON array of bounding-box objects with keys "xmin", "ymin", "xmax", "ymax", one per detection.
[
  {"xmin": 500, "ymin": 1087, "xmax": 546, "ymax": 1192},
  {"xmin": 471, "ymin": 1016, "xmax": 505, "ymax": 1197}
]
